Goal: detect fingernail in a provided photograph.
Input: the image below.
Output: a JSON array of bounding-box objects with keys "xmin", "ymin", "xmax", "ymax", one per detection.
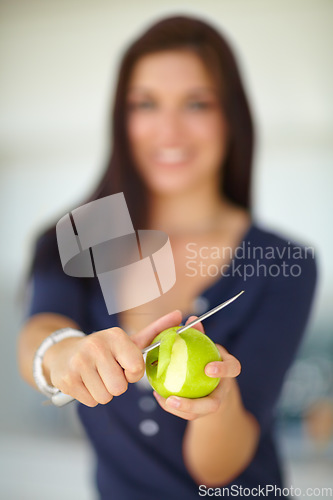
[
  {"xmin": 206, "ymin": 365, "xmax": 218, "ymax": 376},
  {"xmin": 166, "ymin": 396, "xmax": 181, "ymax": 408}
]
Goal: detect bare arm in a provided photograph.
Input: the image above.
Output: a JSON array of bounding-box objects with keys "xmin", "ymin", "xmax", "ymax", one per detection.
[
  {"xmin": 182, "ymin": 377, "xmax": 260, "ymax": 486},
  {"xmin": 153, "ymin": 343, "xmax": 260, "ymax": 486}
]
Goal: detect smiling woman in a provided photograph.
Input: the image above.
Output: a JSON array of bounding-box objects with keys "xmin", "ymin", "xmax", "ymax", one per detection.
[
  {"xmin": 18, "ymin": 15, "xmax": 317, "ymax": 500},
  {"xmin": 126, "ymin": 49, "xmax": 228, "ymax": 196}
]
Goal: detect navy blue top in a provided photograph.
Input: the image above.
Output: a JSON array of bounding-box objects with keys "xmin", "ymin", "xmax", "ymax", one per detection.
[{"xmin": 27, "ymin": 223, "xmax": 317, "ymax": 499}]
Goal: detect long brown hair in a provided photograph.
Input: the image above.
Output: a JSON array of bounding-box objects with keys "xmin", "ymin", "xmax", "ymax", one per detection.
[{"xmin": 30, "ymin": 15, "xmax": 254, "ymax": 273}]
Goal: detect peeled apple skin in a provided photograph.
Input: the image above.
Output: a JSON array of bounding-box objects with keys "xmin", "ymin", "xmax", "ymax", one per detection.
[{"xmin": 146, "ymin": 326, "xmax": 221, "ymax": 399}]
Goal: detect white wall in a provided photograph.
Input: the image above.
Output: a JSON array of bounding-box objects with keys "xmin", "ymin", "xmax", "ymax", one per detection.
[{"xmin": 0, "ymin": 0, "xmax": 332, "ymax": 432}]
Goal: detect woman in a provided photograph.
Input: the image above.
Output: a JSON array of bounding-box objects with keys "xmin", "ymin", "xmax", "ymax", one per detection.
[{"xmin": 18, "ymin": 16, "xmax": 317, "ymax": 499}]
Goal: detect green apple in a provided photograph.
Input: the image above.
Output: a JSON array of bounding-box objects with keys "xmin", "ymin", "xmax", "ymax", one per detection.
[{"xmin": 145, "ymin": 326, "xmax": 221, "ymax": 399}]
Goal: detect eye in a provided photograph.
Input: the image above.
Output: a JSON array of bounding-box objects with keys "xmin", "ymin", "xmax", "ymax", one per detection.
[
  {"xmin": 128, "ymin": 100, "xmax": 156, "ymax": 111},
  {"xmin": 186, "ymin": 101, "xmax": 211, "ymax": 111}
]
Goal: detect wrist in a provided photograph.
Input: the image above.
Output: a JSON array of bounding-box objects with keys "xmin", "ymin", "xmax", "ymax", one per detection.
[
  {"xmin": 33, "ymin": 328, "xmax": 85, "ymax": 397},
  {"xmin": 43, "ymin": 336, "xmax": 82, "ymax": 385}
]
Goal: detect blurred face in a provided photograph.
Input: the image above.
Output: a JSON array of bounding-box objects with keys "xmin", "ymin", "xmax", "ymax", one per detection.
[{"xmin": 126, "ymin": 50, "xmax": 228, "ymax": 195}]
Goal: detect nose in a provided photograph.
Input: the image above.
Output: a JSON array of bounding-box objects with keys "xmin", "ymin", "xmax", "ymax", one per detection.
[{"xmin": 156, "ymin": 108, "xmax": 184, "ymax": 143}]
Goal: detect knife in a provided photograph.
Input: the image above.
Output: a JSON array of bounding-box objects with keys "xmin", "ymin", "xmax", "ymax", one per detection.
[
  {"xmin": 142, "ymin": 290, "xmax": 244, "ymax": 354},
  {"xmin": 49, "ymin": 290, "xmax": 244, "ymax": 407}
]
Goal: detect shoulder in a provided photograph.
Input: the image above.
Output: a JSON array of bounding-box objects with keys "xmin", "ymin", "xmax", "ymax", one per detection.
[
  {"xmin": 250, "ymin": 221, "xmax": 317, "ymax": 266},
  {"xmin": 31, "ymin": 228, "xmax": 60, "ymax": 273},
  {"xmin": 247, "ymin": 222, "xmax": 318, "ymax": 297}
]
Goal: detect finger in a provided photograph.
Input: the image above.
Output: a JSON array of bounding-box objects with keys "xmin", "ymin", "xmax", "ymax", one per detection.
[
  {"xmin": 62, "ymin": 378, "xmax": 98, "ymax": 408},
  {"xmin": 106, "ymin": 328, "xmax": 145, "ymax": 383},
  {"xmin": 81, "ymin": 366, "xmax": 113, "ymax": 405},
  {"xmin": 131, "ymin": 309, "xmax": 183, "ymax": 350},
  {"xmin": 154, "ymin": 391, "xmax": 220, "ymax": 418},
  {"xmin": 205, "ymin": 344, "xmax": 241, "ymax": 378},
  {"xmin": 153, "ymin": 391, "xmax": 199, "ymax": 420},
  {"xmin": 95, "ymin": 356, "xmax": 128, "ymax": 396},
  {"xmin": 167, "ymin": 394, "xmax": 220, "ymax": 416},
  {"xmin": 184, "ymin": 316, "xmax": 205, "ymax": 334}
]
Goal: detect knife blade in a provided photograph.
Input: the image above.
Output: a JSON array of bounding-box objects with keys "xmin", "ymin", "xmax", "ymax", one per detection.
[{"xmin": 141, "ymin": 290, "xmax": 244, "ymax": 354}]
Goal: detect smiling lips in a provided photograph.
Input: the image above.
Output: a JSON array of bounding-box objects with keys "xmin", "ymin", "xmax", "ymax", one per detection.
[{"xmin": 154, "ymin": 148, "xmax": 190, "ymax": 165}]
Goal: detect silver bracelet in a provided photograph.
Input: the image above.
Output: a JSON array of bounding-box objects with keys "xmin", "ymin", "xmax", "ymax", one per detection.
[{"xmin": 33, "ymin": 327, "xmax": 85, "ymax": 398}]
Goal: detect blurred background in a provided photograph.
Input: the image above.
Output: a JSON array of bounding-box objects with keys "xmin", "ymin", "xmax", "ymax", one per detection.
[{"xmin": 1, "ymin": 0, "xmax": 332, "ymax": 498}]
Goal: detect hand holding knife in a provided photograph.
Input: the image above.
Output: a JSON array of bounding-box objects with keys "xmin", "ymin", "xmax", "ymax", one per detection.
[{"xmin": 49, "ymin": 290, "xmax": 244, "ymax": 407}]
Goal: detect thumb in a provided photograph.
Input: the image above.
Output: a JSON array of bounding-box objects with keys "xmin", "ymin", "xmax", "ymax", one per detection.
[{"xmin": 132, "ymin": 310, "xmax": 183, "ymax": 350}]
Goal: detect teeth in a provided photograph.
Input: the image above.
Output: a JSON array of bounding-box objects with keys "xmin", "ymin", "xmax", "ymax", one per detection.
[{"xmin": 156, "ymin": 149, "xmax": 187, "ymax": 164}]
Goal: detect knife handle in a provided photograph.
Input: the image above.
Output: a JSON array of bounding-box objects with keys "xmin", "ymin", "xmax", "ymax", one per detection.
[{"xmin": 51, "ymin": 392, "xmax": 75, "ymax": 407}]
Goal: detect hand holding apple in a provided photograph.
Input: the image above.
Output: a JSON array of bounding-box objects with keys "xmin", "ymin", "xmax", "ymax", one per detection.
[
  {"xmin": 146, "ymin": 316, "xmax": 241, "ymax": 421},
  {"xmin": 146, "ymin": 326, "xmax": 221, "ymax": 399}
]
